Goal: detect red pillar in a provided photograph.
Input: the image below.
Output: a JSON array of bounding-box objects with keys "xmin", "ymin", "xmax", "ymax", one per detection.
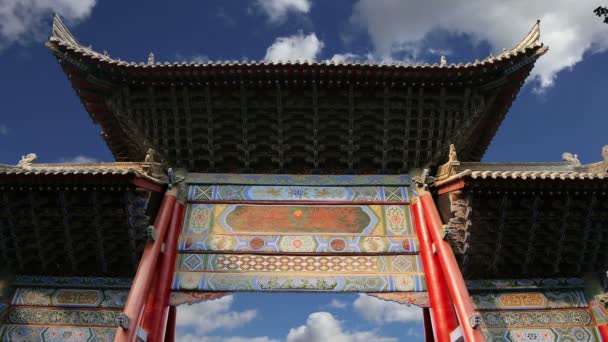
[
  {"xmin": 142, "ymin": 200, "xmax": 185, "ymax": 341},
  {"xmin": 598, "ymin": 324, "xmax": 608, "ymax": 341},
  {"xmin": 412, "ymin": 202, "xmax": 458, "ymax": 342},
  {"xmin": 164, "ymin": 306, "xmax": 176, "ymax": 342},
  {"xmin": 422, "ymin": 308, "xmax": 434, "ymax": 342},
  {"xmin": 115, "ymin": 187, "xmax": 177, "ymax": 342},
  {"xmin": 419, "ymin": 191, "xmax": 485, "ymax": 342}
]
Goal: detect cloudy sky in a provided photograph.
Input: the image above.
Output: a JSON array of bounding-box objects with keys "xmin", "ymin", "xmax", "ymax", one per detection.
[{"xmin": 0, "ymin": 0, "xmax": 607, "ymax": 341}]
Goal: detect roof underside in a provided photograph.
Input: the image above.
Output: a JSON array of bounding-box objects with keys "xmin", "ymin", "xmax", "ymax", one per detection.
[
  {"xmin": 434, "ymin": 158, "xmax": 608, "ymax": 278},
  {"xmin": 0, "ymin": 162, "xmax": 163, "ymax": 277},
  {"xmin": 47, "ymin": 16, "xmax": 547, "ymax": 174}
]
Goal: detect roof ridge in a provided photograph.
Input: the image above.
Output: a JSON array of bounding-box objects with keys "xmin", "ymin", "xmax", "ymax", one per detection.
[{"xmin": 47, "ymin": 15, "xmax": 546, "ymax": 69}]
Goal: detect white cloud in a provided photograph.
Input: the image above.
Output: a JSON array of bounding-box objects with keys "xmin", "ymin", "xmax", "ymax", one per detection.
[
  {"xmin": 328, "ymin": 53, "xmax": 360, "ymax": 63},
  {"xmin": 176, "ymin": 335, "xmax": 279, "ymax": 342},
  {"xmin": 353, "ymin": 294, "xmax": 423, "ymax": 324},
  {"xmin": 264, "ymin": 32, "xmax": 323, "ymax": 62},
  {"xmin": 256, "ymin": 0, "xmax": 311, "ymax": 23},
  {"xmin": 177, "ymin": 295, "xmax": 258, "ymax": 335},
  {"xmin": 351, "ymin": 0, "xmax": 608, "ymax": 89},
  {"xmin": 0, "ymin": 0, "xmax": 96, "ymax": 51},
  {"xmin": 286, "ymin": 312, "xmax": 397, "ymax": 342},
  {"xmin": 60, "ymin": 155, "xmax": 98, "ymax": 163},
  {"xmin": 327, "ymin": 298, "xmax": 348, "ymax": 309},
  {"xmin": 0, "ymin": 124, "xmax": 8, "ymax": 135}
]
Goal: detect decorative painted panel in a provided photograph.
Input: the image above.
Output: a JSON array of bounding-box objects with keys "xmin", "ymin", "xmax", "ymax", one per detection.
[
  {"xmin": 179, "ymin": 234, "xmax": 419, "ymax": 253},
  {"xmin": 184, "ymin": 204, "xmax": 414, "ymax": 235},
  {"xmin": 176, "ymin": 254, "xmax": 422, "ymax": 273},
  {"xmin": 483, "ymin": 327, "xmax": 601, "ymax": 342},
  {"xmin": 11, "ymin": 288, "xmax": 128, "ymax": 308},
  {"xmin": 471, "ymin": 290, "xmax": 588, "ymax": 310},
  {"xmin": 188, "ymin": 185, "xmax": 409, "ymax": 203},
  {"xmin": 0, "ymin": 325, "xmax": 116, "ymax": 342},
  {"xmin": 7, "ymin": 307, "xmax": 121, "ymax": 326},
  {"xmin": 12, "ymin": 276, "xmax": 132, "ymax": 289},
  {"xmin": 466, "ymin": 278, "xmax": 585, "ymax": 291},
  {"xmin": 367, "ymin": 292, "xmax": 430, "ymax": 307},
  {"xmin": 0, "ymin": 276, "xmax": 128, "ymax": 342},
  {"xmin": 173, "ymin": 272, "xmax": 426, "ymax": 292},
  {"xmin": 169, "ymin": 292, "xmax": 227, "ymax": 306},
  {"xmin": 186, "ymin": 174, "xmax": 412, "ymax": 186},
  {"xmin": 479, "ymin": 309, "xmax": 594, "ymax": 328}
]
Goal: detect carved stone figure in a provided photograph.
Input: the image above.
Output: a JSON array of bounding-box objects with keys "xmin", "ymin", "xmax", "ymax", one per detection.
[
  {"xmin": 148, "ymin": 53, "xmax": 154, "ymax": 65},
  {"xmin": 562, "ymin": 152, "xmax": 581, "ymax": 166},
  {"xmin": 17, "ymin": 153, "xmax": 37, "ymax": 169},
  {"xmin": 440, "ymin": 55, "xmax": 447, "ymax": 67},
  {"xmin": 448, "ymin": 144, "xmax": 458, "ymax": 163},
  {"xmin": 144, "ymin": 148, "xmax": 155, "ymax": 163},
  {"xmin": 602, "ymin": 145, "xmax": 608, "ymax": 161}
]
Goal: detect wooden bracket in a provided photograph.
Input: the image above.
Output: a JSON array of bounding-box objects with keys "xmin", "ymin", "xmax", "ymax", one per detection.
[{"xmin": 440, "ymin": 225, "xmax": 449, "ymax": 240}]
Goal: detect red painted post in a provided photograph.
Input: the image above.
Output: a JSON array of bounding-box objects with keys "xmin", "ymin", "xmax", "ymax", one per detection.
[
  {"xmin": 419, "ymin": 191, "xmax": 485, "ymax": 342},
  {"xmin": 115, "ymin": 187, "xmax": 177, "ymax": 342},
  {"xmin": 598, "ymin": 324, "xmax": 608, "ymax": 341},
  {"xmin": 422, "ymin": 308, "xmax": 434, "ymax": 342},
  {"xmin": 142, "ymin": 199, "xmax": 186, "ymax": 341},
  {"xmin": 412, "ymin": 202, "xmax": 458, "ymax": 342},
  {"xmin": 164, "ymin": 306, "xmax": 176, "ymax": 342}
]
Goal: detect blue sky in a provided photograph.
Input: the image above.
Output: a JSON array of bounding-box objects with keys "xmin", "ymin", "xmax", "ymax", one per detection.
[{"xmin": 0, "ymin": 1, "xmax": 607, "ymax": 341}]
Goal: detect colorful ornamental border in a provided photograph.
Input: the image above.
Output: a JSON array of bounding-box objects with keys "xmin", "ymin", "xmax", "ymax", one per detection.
[
  {"xmin": 0, "ymin": 325, "xmax": 116, "ymax": 342},
  {"xmin": 471, "ymin": 289, "xmax": 588, "ymax": 310},
  {"xmin": 169, "ymin": 292, "xmax": 228, "ymax": 306},
  {"xmin": 466, "ymin": 278, "xmax": 585, "ymax": 291},
  {"xmin": 482, "ymin": 327, "xmax": 600, "ymax": 342},
  {"xmin": 367, "ymin": 292, "xmax": 430, "ymax": 308},
  {"xmin": 12, "ymin": 276, "xmax": 133, "ymax": 289},
  {"xmin": 172, "ymin": 272, "xmax": 426, "ymax": 292},
  {"xmin": 479, "ymin": 309, "xmax": 594, "ymax": 328},
  {"xmin": 186, "ymin": 173, "xmax": 412, "ymax": 186},
  {"xmin": 179, "ymin": 234, "xmax": 419, "ymax": 253},
  {"xmin": 188, "ymin": 185, "xmax": 410, "ymax": 203},
  {"xmin": 11, "ymin": 288, "xmax": 128, "ymax": 309},
  {"xmin": 176, "ymin": 254, "xmax": 423, "ymax": 273},
  {"xmin": 7, "ymin": 307, "xmax": 122, "ymax": 326}
]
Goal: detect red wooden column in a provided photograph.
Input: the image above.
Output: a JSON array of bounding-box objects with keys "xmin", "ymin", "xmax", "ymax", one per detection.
[
  {"xmin": 115, "ymin": 187, "xmax": 177, "ymax": 342},
  {"xmin": 142, "ymin": 193, "xmax": 186, "ymax": 342},
  {"xmin": 165, "ymin": 306, "xmax": 177, "ymax": 342},
  {"xmin": 412, "ymin": 201, "xmax": 458, "ymax": 342},
  {"xmin": 597, "ymin": 324, "xmax": 608, "ymax": 341},
  {"xmin": 419, "ymin": 191, "xmax": 485, "ymax": 342}
]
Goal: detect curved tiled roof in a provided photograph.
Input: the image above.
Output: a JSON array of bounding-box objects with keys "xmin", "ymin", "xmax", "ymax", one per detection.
[
  {"xmin": 0, "ymin": 159, "xmax": 165, "ymax": 184},
  {"xmin": 434, "ymin": 149, "xmax": 608, "ymax": 187},
  {"xmin": 45, "ymin": 15, "xmax": 548, "ymax": 173},
  {"xmin": 47, "ymin": 14, "xmax": 546, "ymax": 73}
]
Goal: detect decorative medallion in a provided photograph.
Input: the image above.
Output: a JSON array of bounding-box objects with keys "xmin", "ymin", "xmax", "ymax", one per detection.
[
  {"xmin": 330, "ymin": 239, "xmax": 346, "ymax": 251},
  {"xmin": 249, "ymin": 237, "xmax": 265, "ymax": 250}
]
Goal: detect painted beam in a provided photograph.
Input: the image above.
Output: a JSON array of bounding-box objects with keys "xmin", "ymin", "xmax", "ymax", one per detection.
[
  {"xmin": 172, "ymin": 272, "xmax": 426, "ymax": 292},
  {"xmin": 188, "ymin": 185, "xmax": 409, "ymax": 203},
  {"xmin": 186, "ymin": 174, "xmax": 412, "ymax": 186},
  {"xmin": 178, "ymin": 233, "xmax": 419, "ymax": 254}
]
